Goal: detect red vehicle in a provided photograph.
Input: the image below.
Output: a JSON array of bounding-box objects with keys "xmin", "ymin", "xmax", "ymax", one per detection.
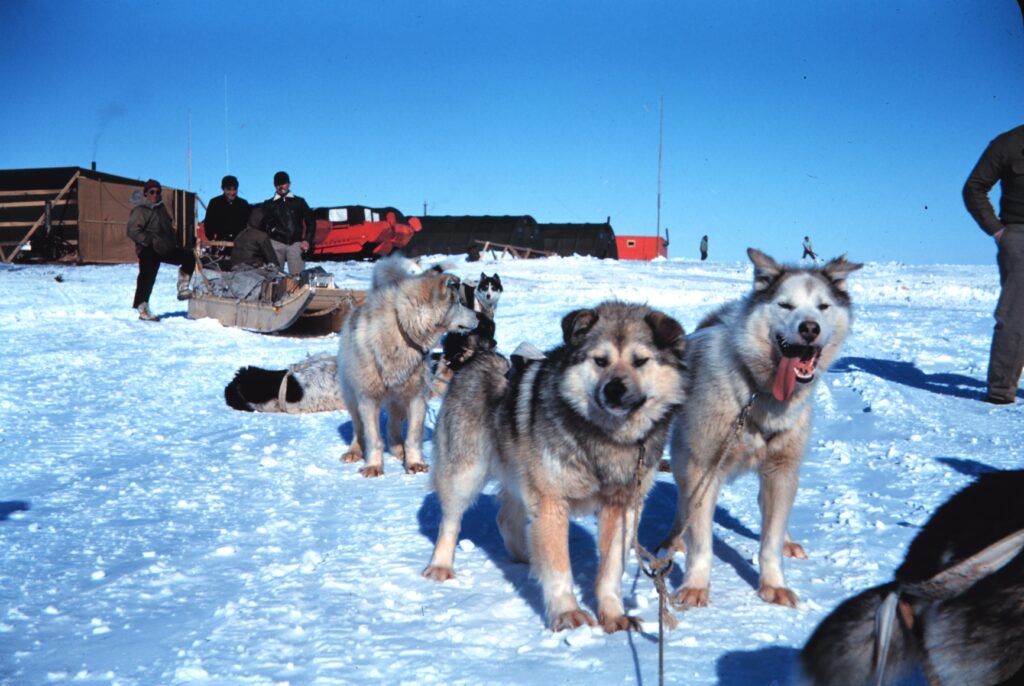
[{"xmin": 309, "ymin": 205, "xmax": 421, "ymax": 260}]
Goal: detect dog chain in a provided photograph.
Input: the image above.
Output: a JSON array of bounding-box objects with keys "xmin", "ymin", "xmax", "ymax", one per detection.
[{"xmin": 629, "ymin": 392, "xmax": 758, "ymax": 685}]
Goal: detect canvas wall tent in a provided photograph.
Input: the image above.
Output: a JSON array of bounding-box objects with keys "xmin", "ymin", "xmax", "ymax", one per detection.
[
  {"xmin": 0, "ymin": 167, "xmax": 196, "ymax": 264},
  {"xmin": 405, "ymin": 215, "xmax": 618, "ymax": 259}
]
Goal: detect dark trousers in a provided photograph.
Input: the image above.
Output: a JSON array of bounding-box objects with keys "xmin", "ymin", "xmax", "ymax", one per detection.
[
  {"xmin": 988, "ymin": 224, "xmax": 1024, "ymax": 401},
  {"xmin": 132, "ymin": 246, "xmax": 196, "ymax": 308}
]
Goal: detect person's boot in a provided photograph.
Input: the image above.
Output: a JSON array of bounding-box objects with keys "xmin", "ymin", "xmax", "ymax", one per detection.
[
  {"xmin": 137, "ymin": 302, "xmax": 160, "ymax": 322},
  {"xmin": 176, "ymin": 270, "xmax": 193, "ymax": 300}
]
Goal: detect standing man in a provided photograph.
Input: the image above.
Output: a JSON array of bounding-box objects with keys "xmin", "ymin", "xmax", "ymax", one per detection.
[
  {"xmin": 126, "ymin": 179, "xmax": 195, "ymax": 321},
  {"xmin": 264, "ymin": 171, "xmax": 315, "ymax": 274},
  {"xmin": 203, "ymin": 174, "xmax": 250, "ymax": 242},
  {"xmin": 963, "ymin": 123, "xmax": 1024, "ymax": 404},
  {"xmin": 802, "ymin": 235, "xmax": 817, "ymax": 261},
  {"xmin": 699, "ymin": 234, "xmax": 709, "ymax": 261}
]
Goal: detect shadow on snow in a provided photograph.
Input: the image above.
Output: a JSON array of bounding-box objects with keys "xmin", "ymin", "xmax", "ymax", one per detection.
[{"xmin": 831, "ymin": 355, "xmax": 1017, "ymax": 401}]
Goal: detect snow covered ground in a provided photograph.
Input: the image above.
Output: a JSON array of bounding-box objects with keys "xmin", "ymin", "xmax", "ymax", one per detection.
[{"xmin": 0, "ymin": 252, "xmax": 1017, "ymax": 685}]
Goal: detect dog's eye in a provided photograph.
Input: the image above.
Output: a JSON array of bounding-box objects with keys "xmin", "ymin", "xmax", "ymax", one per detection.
[
  {"xmin": 593, "ymin": 356, "xmax": 610, "ymax": 368},
  {"xmin": 778, "ymin": 302, "xmax": 795, "ymax": 311},
  {"xmin": 633, "ymin": 357, "xmax": 649, "ymax": 368},
  {"xmin": 817, "ymin": 303, "xmax": 830, "ymax": 311}
]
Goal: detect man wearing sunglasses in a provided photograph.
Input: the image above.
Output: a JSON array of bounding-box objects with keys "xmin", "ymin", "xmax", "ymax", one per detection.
[{"xmin": 126, "ymin": 179, "xmax": 196, "ymax": 322}]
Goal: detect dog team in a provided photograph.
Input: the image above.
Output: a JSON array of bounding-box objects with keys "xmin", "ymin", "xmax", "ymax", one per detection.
[{"xmin": 225, "ymin": 249, "xmax": 1024, "ymax": 685}]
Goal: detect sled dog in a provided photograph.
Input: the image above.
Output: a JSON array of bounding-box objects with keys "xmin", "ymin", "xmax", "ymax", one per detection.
[
  {"xmin": 461, "ymin": 272, "xmax": 502, "ymax": 320},
  {"xmin": 799, "ymin": 470, "xmax": 1024, "ymax": 686},
  {"xmin": 430, "ymin": 273, "xmax": 503, "ymax": 397},
  {"xmin": 662, "ymin": 248, "xmax": 862, "ymax": 608},
  {"xmin": 224, "ymin": 352, "xmax": 344, "ymax": 413},
  {"xmin": 338, "ymin": 255, "xmax": 477, "ymax": 477},
  {"xmin": 423, "ymin": 301, "xmax": 687, "ymax": 632}
]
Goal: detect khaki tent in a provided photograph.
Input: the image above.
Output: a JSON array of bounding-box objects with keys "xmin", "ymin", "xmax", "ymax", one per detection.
[{"xmin": 0, "ymin": 166, "xmax": 196, "ymax": 264}]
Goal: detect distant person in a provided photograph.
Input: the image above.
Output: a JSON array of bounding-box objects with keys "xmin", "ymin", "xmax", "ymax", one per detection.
[
  {"xmin": 203, "ymin": 174, "xmax": 251, "ymax": 242},
  {"xmin": 126, "ymin": 179, "xmax": 195, "ymax": 321},
  {"xmin": 700, "ymin": 234, "xmax": 709, "ymax": 261},
  {"xmin": 802, "ymin": 235, "xmax": 818, "ymax": 261},
  {"xmin": 263, "ymin": 171, "xmax": 315, "ymax": 274},
  {"xmin": 231, "ymin": 206, "xmax": 281, "ymax": 272},
  {"xmin": 963, "ymin": 123, "xmax": 1024, "ymax": 404}
]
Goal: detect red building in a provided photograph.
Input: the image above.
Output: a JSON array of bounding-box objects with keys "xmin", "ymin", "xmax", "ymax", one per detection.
[{"xmin": 616, "ymin": 235, "xmax": 668, "ymax": 260}]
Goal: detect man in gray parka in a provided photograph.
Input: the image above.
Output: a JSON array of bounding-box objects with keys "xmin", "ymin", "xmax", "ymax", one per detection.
[{"xmin": 126, "ymin": 179, "xmax": 195, "ymax": 321}]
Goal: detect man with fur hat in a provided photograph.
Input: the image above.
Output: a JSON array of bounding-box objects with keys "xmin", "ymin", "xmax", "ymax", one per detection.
[
  {"xmin": 126, "ymin": 179, "xmax": 195, "ymax": 321},
  {"xmin": 263, "ymin": 171, "xmax": 315, "ymax": 274},
  {"xmin": 203, "ymin": 174, "xmax": 251, "ymax": 243}
]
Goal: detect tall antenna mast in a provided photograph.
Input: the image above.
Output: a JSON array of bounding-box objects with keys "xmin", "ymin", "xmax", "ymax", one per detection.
[
  {"xmin": 224, "ymin": 75, "xmax": 230, "ymax": 172},
  {"xmin": 656, "ymin": 95, "xmax": 663, "ymax": 239},
  {"xmin": 187, "ymin": 110, "xmax": 192, "ymax": 191}
]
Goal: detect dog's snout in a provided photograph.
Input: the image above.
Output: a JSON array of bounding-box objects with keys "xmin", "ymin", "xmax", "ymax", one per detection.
[
  {"xmin": 603, "ymin": 377, "xmax": 627, "ymax": 405},
  {"xmin": 799, "ymin": 320, "xmax": 820, "ymax": 343}
]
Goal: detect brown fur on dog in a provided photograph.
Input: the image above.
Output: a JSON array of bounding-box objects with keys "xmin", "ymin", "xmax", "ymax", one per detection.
[{"xmin": 423, "ymin": 301, "xmax": 687, "ymax": 631}]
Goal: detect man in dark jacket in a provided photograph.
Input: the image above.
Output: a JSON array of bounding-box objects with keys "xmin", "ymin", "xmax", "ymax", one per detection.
[
  {"xmin": 964, "ymin": 123, "xmax": 1024, "ymax": 404},
  {"xmin": 203, "ymin": 174, "xmax": 250, "ymax": 242},
  {"xmin": 126, "ymin": 179, "xmax": 196, "ymax": 321},
  {"xmin": 264, "ymin": 171, "xmax": 315, "ymax": 274},
  {"xmin": 231, "ymin": 206, "xmax": 281, "ymax": 272}
]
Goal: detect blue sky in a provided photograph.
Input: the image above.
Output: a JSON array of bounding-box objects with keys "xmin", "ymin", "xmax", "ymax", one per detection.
[{"xmin": 3, "ymin": 1, "xmax": 1023, "ymax": 264}]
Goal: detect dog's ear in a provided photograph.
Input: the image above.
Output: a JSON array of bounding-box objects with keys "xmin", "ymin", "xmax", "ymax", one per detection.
[
  {"xmin": 561, "ymin": 308, "xmax": 599, "ymax": 347},
  {"xmin": 822, "ymin": 254, "xmax": 864, "ymax": 292},
  {"xmin": 747, "ymin": 248, "xmax": 782, "ymax": 291},
  {"xmin": 438, "ymin": 274, "xmax": 460, "ymax": 298},
  {"xmin": 480, "ymin": 272, "xmax": 487, "ymax": 281},
  {"xmin": 645, "ymin": 311, "xmax": 686, "ymax": 359}
]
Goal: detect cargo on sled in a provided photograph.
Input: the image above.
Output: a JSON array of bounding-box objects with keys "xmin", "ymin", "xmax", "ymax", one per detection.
[{"xmin": 187, "ymin": 243, "xmax": 364, "ymax": 335}]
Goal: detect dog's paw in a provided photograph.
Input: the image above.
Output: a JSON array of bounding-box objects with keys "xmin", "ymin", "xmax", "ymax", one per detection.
[
  {"xmin": 422, "ymin": 565, "xmax": 455, "ymax": 582},
  {"xmin": 671, "ymin": 586, "xmax": 709, "ymax": 609},
  {"xmin": 405, "ymin": 462, "xmax": 429, "ymax": 475},
  {"xmin": 550, "ymin": 609, "xmax": 596, "ymax": 632},
  {"xmin": 599, "ymin": 614, "xmax": 641, "ymax": 633},
  {"xmin": 783, "ymin": 541, "xmax": 808, "ymax": 559},
  {"xmin": 758, "ymin": 585, "xmax": 798, "ymax": 608},
  {"xmin": 359, "ymin": 464, "xmax": 384, "ymax": 478},
  {"xmin": 341, "ymin": 450, "xmax": 363, "ymax": 464}
]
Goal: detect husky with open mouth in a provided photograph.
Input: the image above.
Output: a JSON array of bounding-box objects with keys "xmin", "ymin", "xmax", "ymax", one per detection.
[{"xmin": 661, "ymin": 247, "xmax": 862, "ymax": 609}]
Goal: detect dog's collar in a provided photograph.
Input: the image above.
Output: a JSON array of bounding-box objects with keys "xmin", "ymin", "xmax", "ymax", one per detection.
[{"xmin": 396, "ymin": 316, "xmax": 429, "ymax": 358}]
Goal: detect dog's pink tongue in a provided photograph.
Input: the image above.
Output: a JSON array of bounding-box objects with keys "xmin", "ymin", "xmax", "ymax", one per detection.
[{"xmin": 773, "ymin": 357, "xmax": 798, "ymax": 401}]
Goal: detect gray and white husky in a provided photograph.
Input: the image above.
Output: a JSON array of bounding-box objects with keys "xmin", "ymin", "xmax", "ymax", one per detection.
[
  {"xmin": 662, "ymin": 248, "xmax": 862, "ymax": 609},
  {"xmin": 423, "ymin": 301, "xmax": 688, "ymax": 632}
]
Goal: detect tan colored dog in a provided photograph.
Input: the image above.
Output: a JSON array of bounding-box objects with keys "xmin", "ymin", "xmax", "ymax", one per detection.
[
  {"xmin": 337, "ymin": 256, "xmax": 477, "ymax": 477},
  {"xmin": 423, "ymin": 301, "xmax": 687, "ymax": 632}
]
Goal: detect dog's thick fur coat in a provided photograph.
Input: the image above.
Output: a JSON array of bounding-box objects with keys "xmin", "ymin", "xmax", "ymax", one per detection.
[
  {"xmin": 663, "ymin": 248, "xmax": 862, "ymax": 609},
  {"xmin": 798, "ymin": 470, "xmax": 1024, "ymax": 686},
  {"xmin": 338, "ymin": 256, "xmax": 477, "ymax": 477},
  {"xmin": 423, "ymin": 301, "xmax": 687, "ymax": 632}
]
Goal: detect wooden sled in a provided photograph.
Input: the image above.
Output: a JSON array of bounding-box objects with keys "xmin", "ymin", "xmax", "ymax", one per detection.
[{"xmin": 187, "ymin": 241, "xmax": 365, "ymax": 335}]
